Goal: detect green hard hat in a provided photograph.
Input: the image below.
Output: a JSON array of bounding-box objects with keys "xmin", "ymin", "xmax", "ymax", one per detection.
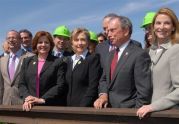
[
  {"xmin": 53, "ymin": 25, "xmax": 70, "ymax": 37},
  {"xmin": 141, "ymin": 12, "xmax": 156, "ymax": 28},
  {"xmin": 89, "ymin": 31, "xmax": 98, "ymax": 43}
]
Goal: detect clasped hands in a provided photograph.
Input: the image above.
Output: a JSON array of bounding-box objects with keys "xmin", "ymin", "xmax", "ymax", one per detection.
[{"xmin": 23, "ymin": 95, "xmax": 45, "ymax": 111}]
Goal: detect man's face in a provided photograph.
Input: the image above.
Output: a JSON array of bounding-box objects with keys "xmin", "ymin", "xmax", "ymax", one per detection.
[
  {"xmin": 20, "ymin": 32, "xmax": 32, "ymax": 48},
  {"xmin": 108, "ymin": 19, "xmax": 128, "ymax": 47},
  {"xmin": 6, "ymin": 31, "xmax": 21, "ymax": 51},
  {"xmin": 53, "ymin": 35, "xmax": 69, "ymax": 51},
  {"xmin": 98, "ymin": 36, "xmax": 105, "ymax": 43},
  {"xmin": 102, "ymin": 17, "xmax": 110, "ymax": 38}
]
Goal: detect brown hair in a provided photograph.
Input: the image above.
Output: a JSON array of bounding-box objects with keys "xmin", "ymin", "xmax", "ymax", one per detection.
[
  {"xmin": 152, "ymin": 8, "xmax": 179, "ymax": 44},
  {"xmin": 32, "ymin": 31, "xmax": 54, "ymax": 54},
  {"xmin": 70, "ymin": 28, "xmax": 90, "ymax": 42}
]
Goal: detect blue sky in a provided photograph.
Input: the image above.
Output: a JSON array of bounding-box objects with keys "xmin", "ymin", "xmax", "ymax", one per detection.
[{"xmin": 0, "ymin": 0, "xmax": 179, "ymax": 52}]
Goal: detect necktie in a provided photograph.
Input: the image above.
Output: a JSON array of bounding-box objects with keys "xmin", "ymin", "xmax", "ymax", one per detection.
[
  {"xmin": 9, "ymin": 55, "xmax": 16, "ymax": 81},
  {"xmin": 110, "ymin": 48, "xmax": 119, "ymax": 79}
]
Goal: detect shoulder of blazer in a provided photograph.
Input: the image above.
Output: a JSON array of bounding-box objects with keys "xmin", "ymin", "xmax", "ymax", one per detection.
[
  {"xmin": 85, "ymin": 53, "xmax": 100, "ymax": 64},
  {"xmin": 165, "ymin": 44, "xmax": 179, "ymax": 57},
  {"xmin": 46, "ymin": 54, "xmax": 57, "ymax": 61},
  {"xmin": 23, "ymin": 55, "xmax": 37, "ymax": 65}
]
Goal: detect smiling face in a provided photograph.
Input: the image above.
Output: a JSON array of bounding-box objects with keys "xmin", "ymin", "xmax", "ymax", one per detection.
[
  {"xmin": 6, "ymin": 31, "xmax": 21, "ymax": 52},
  {"xmin": 53, "ymin": 35, "xmax": 69, "ymax": 51},
  {"xmin": 37, "ymin": 36, "xmax": 50, "ymax": 56},
  {"xmin": 71, "ymin": 32, "xmax": 88, "ymax": 55},
  {"xmin": 154, "ymin": 14, "xmax": 174, "ymax": 43},
  {"xmin": 20, "ymin": 32, "xmax": 32, "ymax": 48}
]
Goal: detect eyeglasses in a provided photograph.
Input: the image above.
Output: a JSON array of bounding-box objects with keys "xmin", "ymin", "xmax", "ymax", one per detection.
[{"xmin": 6, "ymin": 37, "xmax": 18, "ymax": 41}]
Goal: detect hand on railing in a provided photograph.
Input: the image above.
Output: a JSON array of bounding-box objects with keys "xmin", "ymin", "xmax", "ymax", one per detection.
[
  {"xmin": 93, "ymin": 93, "xmax": 108, "ymax": 109},
  {"xmin": 23, "ymin": 96, "xmax": 45, "ymax": 111},
  {"xmin": 136, "ymin": 105, "xmax": 153, "ymax": 119}
]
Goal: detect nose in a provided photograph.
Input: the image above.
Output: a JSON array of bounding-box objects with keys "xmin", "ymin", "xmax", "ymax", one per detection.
[
  {"xmin": 159, "ymin": 23, "xmax": 165, "ymax": 29},
  {"xmin": 42, "ymin": 42, "xmax": 46, "ymax": 46}
]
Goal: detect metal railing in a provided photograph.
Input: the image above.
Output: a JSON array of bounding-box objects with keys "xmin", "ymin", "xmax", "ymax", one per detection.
[{"xmin": 0, "ymin": 105, "xmax": 179, "ymax": 124}]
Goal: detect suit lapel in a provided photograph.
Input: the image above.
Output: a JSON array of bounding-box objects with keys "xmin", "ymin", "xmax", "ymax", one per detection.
[
  {"xmin": 72, "ymin": 52, "xmax": 90, "ymax": 71},
  {"xmin": 13, "ymin": 51, "xmax": 27, "ymax": 82},
  {"xmin": 149, "ymin": 49, "xmax": 164, "ymax": 65},
  {"xmin": 73, "ymin": 57, "xmax": 84, "ymax": 71},
  {"xmin": 12, "ymin": 50, "xmax": 29, "ymax": 83},
  {"xmin": 107, "ymin": 50, "xmax": 114, "ymax": 83},
  {"xmin": 104, "ymin": 40, "xmax": 110, "ymax": 52},
  {"xmin": 40, "ymin": 55, "xmax": 54, "ymax": 75},
  {"xmin": 2, "ymin": 55, "xmax": 11, "ymax": 84},
  {"xmin": 149, "ymin": 41, "xmax": 171, "ymax": 65},
  {"xmin": 109, "ymin": 42, "xmax": 133, "ymax": 88}
]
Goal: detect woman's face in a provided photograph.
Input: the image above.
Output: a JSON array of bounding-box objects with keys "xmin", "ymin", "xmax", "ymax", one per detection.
[
  {"xmin": 37, "ymin": 36, "xmax": 51, "ymax": 55},
  {"xmin": 154, "ymin": 14, "xmax": 174, "ymax": 43},
  {"xmin": 72, "ymin": 33, "xmax": 88, "ymax": 55}
]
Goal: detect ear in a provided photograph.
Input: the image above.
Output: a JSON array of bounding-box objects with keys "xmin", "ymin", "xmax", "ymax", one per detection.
[{"xmin": 124, "ymin": 28, "xmax": 130, "ymax": 37}]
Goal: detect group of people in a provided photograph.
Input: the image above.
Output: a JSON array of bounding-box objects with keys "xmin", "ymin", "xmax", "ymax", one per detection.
[{"xmin": 0, "ymin": 7, "xmax": 179, "ymax": 119}]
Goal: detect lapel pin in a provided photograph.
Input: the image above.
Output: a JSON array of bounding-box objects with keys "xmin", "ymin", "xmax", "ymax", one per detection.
[
  {"xmin": 78, "ymin": 61, "xmax": 81, "ymax": 64},
  {"xmin": 125, "ymin": 52, "xmax": 128, "ymax": 56}
]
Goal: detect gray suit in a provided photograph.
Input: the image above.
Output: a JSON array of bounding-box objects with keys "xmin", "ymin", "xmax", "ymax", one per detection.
[
  {"xmin": 150, "ymin": 41, "xmax": 179, "ymax": 111},
  {"xmin": 99, "ymin": 41, "xmax": 151, "ymax": 108},
  {"xmin": 0, "ymin": 50, "xmax": 33, "ymax": 105}
]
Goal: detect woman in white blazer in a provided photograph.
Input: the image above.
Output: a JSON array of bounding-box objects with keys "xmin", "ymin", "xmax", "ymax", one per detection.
[{"xmin": 137, "ymin": 8, "xmax": 179, "ymax": 118}]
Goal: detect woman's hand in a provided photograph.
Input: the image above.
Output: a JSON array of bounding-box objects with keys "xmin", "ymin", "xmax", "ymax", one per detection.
[
  {"xmin": 23, "ymin": 96, "xmax": 45, "ymax": 111},
  {"xmin": 136, "ymin": 105, "xmax": 153, "ymax": 119},
  {"xmin": 22, "ymin": 101, "xmax": 33, "ymax": 111},
  {"xmin": 25, "ymin": 96, "xmax": 45, "ymax": 104}
]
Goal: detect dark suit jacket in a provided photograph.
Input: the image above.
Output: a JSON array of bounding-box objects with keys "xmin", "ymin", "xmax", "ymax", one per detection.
[
  {"xmin": 65, "ymin": 52, "xmax": 100, "ymax": 107},
  {"xmin": 95, "ymin": 40, "xmax": 110, "ymax": 69},
  {"xmin": 99, "ymin": 41, "xmax": 152, "ymax": 108},
  {"xmin": 52, "ymin": 50, "xmax": 73, "ymax": 58},
  {"xmin": 132, "ymin": 40, "xmax": 142, "ymax": 48},
  {"xmin": 18, "ymin": 54, "xmax": 66, "ymax": 105},
  {"xmin": 95, "ymin": 39, "xmax": 142, "ymax": 78}
]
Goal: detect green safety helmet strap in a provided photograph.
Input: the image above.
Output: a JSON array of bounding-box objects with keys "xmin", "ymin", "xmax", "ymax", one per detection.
[
  {"xmin": 53, "ymin": 25, "xmax": 70, "ymax": 37},
  {"xmin": 141, "ymin": 12, "xmax": 156, "ymax": 28}
]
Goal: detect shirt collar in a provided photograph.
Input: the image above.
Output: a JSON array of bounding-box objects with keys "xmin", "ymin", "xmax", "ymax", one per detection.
[
  {"xmin": 72, "ymin": 49, "xmax": 88, "ymax": 60},
  {"xmin": 10, "ymin": 49, "xmax": 23, "ymax": 58},
  {"xmin": 53, "ymin": 48, "xmax": 64, "ymax": 54},
  {"xmin": 118, "ymin": 40, "xmax": 130, "ymax": 53}
]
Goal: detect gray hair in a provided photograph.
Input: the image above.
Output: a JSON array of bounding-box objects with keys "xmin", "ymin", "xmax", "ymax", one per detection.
[
  {"xmin": 103, "ymin": 13, "xmax": 119, "ymax": 20},
  {"xmin": 110, "ymin": 16, "xmax": 133, "ymax": 36}
]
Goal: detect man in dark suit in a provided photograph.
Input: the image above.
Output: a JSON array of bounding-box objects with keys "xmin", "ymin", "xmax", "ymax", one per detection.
[
  {"xmin": 94, "ymin": 16, "xmax": 152, "ymax": 109},
  {"xmin": 96, "ymin": 13, "xmax": 142, "ymax": 73}
]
